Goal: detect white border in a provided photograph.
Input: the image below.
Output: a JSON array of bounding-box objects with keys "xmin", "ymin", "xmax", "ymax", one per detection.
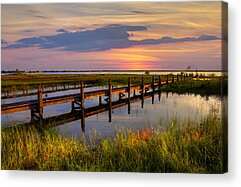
[
  {"xmin": 1, "ymin": 0, "xmax": 241, "ymax": 187},
  {"xmin": 0, "ymin": 0, "xmax": 222, "ymax": 3}
]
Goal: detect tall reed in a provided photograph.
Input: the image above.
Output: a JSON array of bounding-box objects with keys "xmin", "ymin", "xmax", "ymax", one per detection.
[{"xmin": 1, "ymin": 114, "xmax": 223, "ymax": 173}]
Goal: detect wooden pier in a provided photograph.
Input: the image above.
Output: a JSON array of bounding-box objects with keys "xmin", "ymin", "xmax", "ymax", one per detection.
[{"xmin": 1, "ymin": 74, "xmax": 192, "ymax": 131}]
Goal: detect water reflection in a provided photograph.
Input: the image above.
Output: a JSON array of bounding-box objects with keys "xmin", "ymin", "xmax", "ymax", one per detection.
[{"xmin": 1, "ymin": 90, "xmax": 222, "ymax": 141}]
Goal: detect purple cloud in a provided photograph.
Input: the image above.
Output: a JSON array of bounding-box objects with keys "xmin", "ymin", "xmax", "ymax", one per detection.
[
  {"xmin": 56, "ymin": 29, "xmax": 68, "ymax": 33},
  {"xmin": 3, "ymin": 24, "xmax": 220, "ymax": 52}
]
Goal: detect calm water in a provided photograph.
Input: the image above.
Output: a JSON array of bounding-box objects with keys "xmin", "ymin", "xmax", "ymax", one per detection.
[
  {"xmin": 1, "ymin": 86, "xmax": 222, "ymax": 140},
  {"xmin": 44, "ymin": 71, "xmax": 222, "ymax": 76},
  {"xmin": 2, "ymin": 71, "xmax": 222, "ymax": 76}
]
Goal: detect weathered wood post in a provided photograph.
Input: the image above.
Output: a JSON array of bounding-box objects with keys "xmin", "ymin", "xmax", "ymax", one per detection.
[
  {"xmin": 152, "ymin": 75, "xmax": 155, "ymax": 92},
  {"xmin": 108, "ymin": 79, "xmax": 112, "ymax": 122},
  {"xmin": 71, "ymin": 101, "xmax": 75, "ymax": 112},
  {"xmin": 80, "ymin": 81, "xmax": 85, "ymax": 132},
  {"xmin": 158, "ymin": 75, "xmax": 162, "ymax": 89},
  {"xmin": 30, "ymin": 109, "xmax": 35, "ymax": 123},
  {"xmin": 172, "ymin": 74, "xmax": 175, "ymax": 83},
  {"xmin": 99, "ymin": 96, "xmax": 102, "ymax": 105},
  {"xmin": 37, "ymin": 84, "xmax": 43, "ymax": 124},
  {"xmin": 26, "ymin": 85, "xmax": 29, "ymax": 94},
  {"xmin": 152, "ymin": 75, "xmax": 155, "ymax": 104},
  {"xmin": 119, "ymin": 92, "xmax": 122, "ymax": 100},
  {"xmin": 158, "ymin": 75, "xmax": 161, "ymax": 101},
  {"xmin": 23, "ymin": 85, "xmax": 26, "ymax": 95},
  {"xmin": 128, "ymin": 77, "xmax": 131, "ymax": 114},
  {"xmin": 141, "ymin": 77, "xmax": 144, "ymax": 108},
  {"xmin": 166, "ymin": 74, "xmax": 169, "ymax": 85}
]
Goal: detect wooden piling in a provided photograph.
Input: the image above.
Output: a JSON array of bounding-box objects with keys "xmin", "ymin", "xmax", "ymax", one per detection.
[
  {"xmin": 80, "ymin": 81, "xmax": 85, "ymax": 132},
  {"xmin": 99, "ymin": 96, "xmax": 102, "ymax": 105},
  {"xmin": 119, "ymin": 92, "xmax": 122, "ymax": 100},
  {"xmin": 141, "ymin": 77, "xmax": 144, "ymax": 108},
  {"xmin": 158, "ymin": 75, "xmax": 162, "ymax": 89},
  {"xmin": 128, "ymin": 77, "xmax": 131, "ymax": 114},
  {"xmin": 108, "ymin": 79, "xmax": 112, "ymax": 122},
  {"xmin": 31, "ymin": 109, "xmax": 35, "ymax": 122},
  {"xmin": 152, "ymin": 75, "xmax": 155, "ymax": 91},
  {"xmin": 71, "ymin": 101, "xmax": 75, "ymax": 112},
  {"xmin": 158, "ymin": 75, "xmax": 161, "ymax": 101},
  {"xmin": 159, "ymin": 91, "xmax": 161, "ymax": 101},
  {"xmin": 151, "ymin": 76, "xmax": 155, "ymax": 104},
  {"xmin": 37, "ymin": 84, "xmax": 43, "ymax": 124}
]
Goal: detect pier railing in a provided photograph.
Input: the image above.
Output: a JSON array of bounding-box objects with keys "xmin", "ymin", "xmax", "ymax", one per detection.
[{"xmin": 2, "ymin": 74, "xmax": 196, "ymax": 130}]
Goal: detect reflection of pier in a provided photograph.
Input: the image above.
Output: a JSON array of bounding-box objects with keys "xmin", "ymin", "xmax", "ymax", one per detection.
[
  {"xmin": 2, "ymin": 74, "xmax": 192, "ymax": 131},
  {"xmin": 21, "ymin": 90, "xmax": 167, "ymax": 132}
]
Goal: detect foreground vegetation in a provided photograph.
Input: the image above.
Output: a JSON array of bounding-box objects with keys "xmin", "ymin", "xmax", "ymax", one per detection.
[{"xmin": 1, "ymin": 114, "xmax": 226, "ymax": 173}]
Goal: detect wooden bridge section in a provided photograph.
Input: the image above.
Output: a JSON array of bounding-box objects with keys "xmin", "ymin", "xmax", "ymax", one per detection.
[{"xmin": 1, "ymin": 74, "xmax": 193, "ymax": 131}]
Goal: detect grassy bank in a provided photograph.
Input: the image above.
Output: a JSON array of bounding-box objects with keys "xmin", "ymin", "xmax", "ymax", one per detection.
[
  {"xmin": 160, "ymin": 78, "xmax": 227, "ymax": 96},
  {"xmin": 1, "ymin": 73, "xmax": 147, "ymax": 87},
  {"xmin": 1, "ymin": 114, "xmax": 225, "ymax": 173},
  {"xmin": 2, "ymin": 73, "xmax": 226, "ymax": 96}
]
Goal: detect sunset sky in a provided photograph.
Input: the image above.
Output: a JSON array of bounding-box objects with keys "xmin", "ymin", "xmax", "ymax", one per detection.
[{"xmin": 1, "ymin": 2, "xmax": 223, "ymax": 71}]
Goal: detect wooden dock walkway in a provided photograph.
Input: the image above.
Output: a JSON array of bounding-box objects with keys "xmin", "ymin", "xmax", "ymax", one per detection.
[
  {"xmin": 16, "ymin": 90, "xmax": 165, "ymax": 132},
  {"xmin": 1, "ymin": 74, "xmax": 192, "ymax": 130}
]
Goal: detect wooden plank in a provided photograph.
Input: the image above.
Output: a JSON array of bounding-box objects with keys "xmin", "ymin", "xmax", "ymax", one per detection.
[
  {"xmin": 80, "ymin": 81, "xmax": 85, "ymax": 132},
  {"xmin": 141, "ymin": 77, "xmax": 144, "ymax": 108},
  {"xmin": 37, "ymin": 85, "xmax": 43, "ymax": 124},
  {"xmin": 128, "ymin": 77, "xmax": 131, "ymax": 114},
  {"xmin": 1, "ymin": 82, "xmax": 96, "ymax": 99}
]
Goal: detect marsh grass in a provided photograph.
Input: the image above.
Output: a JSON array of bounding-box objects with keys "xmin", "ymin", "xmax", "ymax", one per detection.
[
  {"xmin": 1, "ymin": 74, "xmax": 150, "ymax": 87},
  {"xmin": 160, "ymin": 79, "xmax": 227, "ymax": 96},
  {"xmin": 1, "ymin": 114, "xmax": 224, "ymax": 173}
]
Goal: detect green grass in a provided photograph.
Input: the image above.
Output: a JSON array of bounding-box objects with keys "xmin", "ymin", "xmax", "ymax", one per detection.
[
  {"xmin": 2, "ymin": 73, "xmax": 226, "ymax": 96},
  {"xmin": 161, "ymin": 78, "xmax": 227, "ymax": 96},
  {"xmin": 1, "ymin": 114, "xmax": 226, "ymax": 173},
  {"xmin": 1, "ymin": 74, "xmax": 148, "ymax": 87}
]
